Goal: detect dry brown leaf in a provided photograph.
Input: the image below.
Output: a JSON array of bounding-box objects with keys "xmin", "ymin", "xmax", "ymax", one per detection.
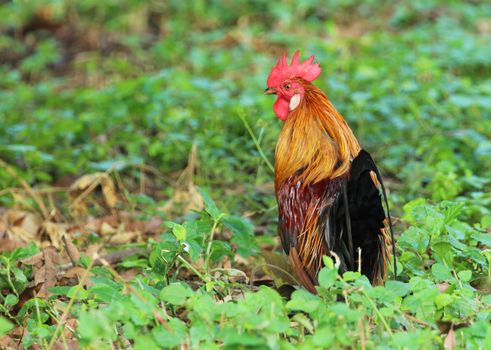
[
  {"xmin": 85, "ymin": 244, "xmax": 100, "ymax": 260},
  {"xmin": 64, "ymin": 318, "xmax": 78, "ymax": 339},
  {"xmin": 444, "ymin": 327, "xmax": 456, "ymax": 350},
  {"xmin": 20, "ymin": 252, "xmax": 43, "ymax": 265},
  {"xmin": 162, "ymin": 183, "xmax": 203, "ymax": 214},
  {"xmin": 51, "ymin": 339, "xmax": 79, "ymax": 350},
  {"xmin": 120, "ymin": 268, "xmax": 140, "ymax": 281},
  {"xmin": 0, "ymin": 238, "xmax": 25, "ymax": 253},
  {"xmin": 43, "ymin": 221, "xmax": 68, "ymax": 249},
  {"xmin": 0, "ymin": 219, "xmax": 6, "ymax": 237},
  {"xmin": 143, "ymin": 216, "xmax": 163, "ymax": 234},
  {"xmin": 70, "ymin": 172, "xmax": 117, "ymax": 209},
  {"xmin": 35, "ymin": 246, "xmax": 59, "ymax": 298},
  {"xmin": 70, "ymin": 173, "xmax": 100, "ymax": 191},
  {"xmin": 7, "ymin": 210, "xmax": 42, "ymax": 242},
  {"xmin": 437, "ymin": 282, "xmax": 450, "ymax": 293},
  {"xmin": 85, "ymin": 216, "xmax": 101, "ymax": 232},
  {"xmin": 100, "ymin": 222, "xmax": 117, "ymax": 235},
  {"xmin": 63, "ymin": 235, "xmax": 80, "ymax": 265},
  {"xmin": 260, "ymin": 252, "xmax": 298, "ymax": 288},
  {"xmin": 100, "ymin": 174, "xmax": 117, "ymax": 208},
  {"xmin": 5, "ymin": 210, "xmax": 26, "ymax": 226},
  {"xmin": 109, "ymin": 231, "xmax": 139, "ymax": 244},
  {"xmin": 222, "ymin": 255, "xmax": 232, "ymax": 270},
  {"xmin": 476, "ymin": 19, "xmax": 491, "ymax": 34},
  {"xmin": 64, "ymin": 266, "xmax": 87, "ymax": 279},
  {"xmin": 0, "ymin": 335, "xmax": 12, "ymax": 347}
]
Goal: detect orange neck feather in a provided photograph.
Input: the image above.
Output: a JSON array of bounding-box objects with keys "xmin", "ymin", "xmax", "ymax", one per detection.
[{"xmin": 275, "ymin": 82, "xmax": 361, "ymax": 187}]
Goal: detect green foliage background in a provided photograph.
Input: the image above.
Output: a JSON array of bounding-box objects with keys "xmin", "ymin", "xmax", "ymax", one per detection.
[{"xmin": 0, "ymin": 0, "xmax": 490, "ymax": 349}]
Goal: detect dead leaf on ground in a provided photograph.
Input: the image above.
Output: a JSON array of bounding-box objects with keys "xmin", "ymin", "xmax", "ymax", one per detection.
[
  {"xmin": 162, "ymin": 184, "xmax": 203, "ymax": 214},
  {"xmin": 6, "ymin": 210, "xmax": 42, "ymax": 243},
  {"xmin": 100, "ymin": 174, "xmax": 117, "ymax": 208},
  {"xmin": 43, "ymin": 221, "xmax": 68, "ymax": 249},
  {"xmin": 50, "ymin": 339, "xmax": 79, "ymax": 350},
  {"xmin": 63, "ymin": 234, "xmax": 80, "ymax": 265},
  {"xmin": 70, "ymin": 173, "xmax": 100, "ymax": 191},
  {"xmin": 437, "ymin": 282, "xmax": 450, "ymax": 293},
  {"xmin": 70, "ymin": 172, "xmax": 117, "ymax": 207},
  {"xmin": 69, "ymin": 173, "xmax": 118, "ymax": 219},
  {"xmin": 64, "ymin": 318, "xmax": 78, "ymax": 339},
  {"xmin": 63, "ymin": 266, "xmax": 87, "ymax": 279},
  {"xmin": 108, "ymin": 230, "xmax": 140, "ymax": 245},
  {"xmin": 85, "ymin": 243, "xmax": 101, "ymax": 260},
  {"xmin": 100, "ymin": 222, "xmax": 117, "ymax": 235},
  {"xmin": 143, "ymin": 216, "xmax": 163, "ymax": 234},
  {"xmin": 0, "ymin": 219, "xmax": 6, "ymax": 237},
  {"xmin": 120, "ymin": 268, "xmax": 140, "ymax": 281},
  {"xmin": 20, "ymin": 252, "xmax": 43, "ymax": 265},
  {"xmin": 0, "ymin": 335, "xmax": 12, "ymax": 347},
  {"xmin": 35, "ymin": 246, "xmax": 59, "ymax": 298},
  {"xmin": 259, "ymin": 252, "xmax": 298, "ymax": 288},
  {"xmin": 444, "ymin": 327, "xmax": 456, "ymax": 350},
  {"xmin": 0, "ymin": 238, "xmax": 25, "ymax": 253}
]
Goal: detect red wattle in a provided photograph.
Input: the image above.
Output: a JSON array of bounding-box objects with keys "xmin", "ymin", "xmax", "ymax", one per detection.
[{"xmin": 274, "ymin": 97, "xmax": 290, "ymax": 121}]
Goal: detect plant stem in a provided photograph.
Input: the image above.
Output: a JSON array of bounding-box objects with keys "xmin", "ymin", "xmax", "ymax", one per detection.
[
  {"xmin": 178, "ymin": 255, "xmax": 209, "ymax": 283},
  {"xmin": 362, "ymin": 290, "xmax": 393, "ymax": 338},
  {"xmin": 238, "ymin": 112, "xmax": 274, "ymax": 174},
  {"xmin": 48, "ymin": 255, "xmax": 96, "ymax": 349},
  {"xmin": 204, "ymin": 214, "xmax": 224, "ymax": 271},
  {"xmin": 5, "ymin": 261, "xmax": 19, "ymax": 297}
]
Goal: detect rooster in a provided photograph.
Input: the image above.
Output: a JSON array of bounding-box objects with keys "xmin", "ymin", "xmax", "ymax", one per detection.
[{"xmin": 265, "ymin": 51, "xmax": 395, "ymax": 293}]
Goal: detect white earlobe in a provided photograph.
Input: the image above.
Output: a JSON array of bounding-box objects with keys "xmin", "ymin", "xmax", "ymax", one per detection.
[{"xmin": 289, "ymin": 94, "xmax": 301, "ymax": 111}]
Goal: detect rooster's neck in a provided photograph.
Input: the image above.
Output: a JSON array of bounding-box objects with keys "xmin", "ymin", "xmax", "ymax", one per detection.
[{"xmin": 274, "ymin": 86, "xmax": 361, "ymax": 187}]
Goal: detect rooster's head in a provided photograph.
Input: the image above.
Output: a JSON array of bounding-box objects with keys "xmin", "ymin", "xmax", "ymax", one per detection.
[{"xmin": 265, "ymin": 51, "xmax": 321, "ymax": 121}]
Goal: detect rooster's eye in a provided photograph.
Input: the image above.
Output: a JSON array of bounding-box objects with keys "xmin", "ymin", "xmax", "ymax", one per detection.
[{"xmin": 284, "ymin": 84, "xmax": 291, "ymax": 90}]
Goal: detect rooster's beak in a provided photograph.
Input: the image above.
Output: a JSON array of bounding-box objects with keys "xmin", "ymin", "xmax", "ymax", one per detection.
[{"xmin": 264, "ymin": 87, "xmax": 276, "ymax": 95}]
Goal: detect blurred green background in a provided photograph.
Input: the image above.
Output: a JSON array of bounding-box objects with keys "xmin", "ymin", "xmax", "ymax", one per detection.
[
  {"xmin": 1, "ymin": 0, "xmax": 490, "ymax": 214},
  {"xmin": 1, "ymin": 1, "xmax": 491, "ymax": 348}
]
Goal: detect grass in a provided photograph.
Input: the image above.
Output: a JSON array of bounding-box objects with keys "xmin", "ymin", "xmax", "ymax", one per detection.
[{"xmin": 0, "ymin": 0, "xmax": 490, "ymax": 349}]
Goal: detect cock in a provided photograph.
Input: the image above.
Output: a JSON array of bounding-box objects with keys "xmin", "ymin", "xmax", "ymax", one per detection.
[{"xmin": 265, "ymin": 51, "xmax": 396, "ymax": 293}]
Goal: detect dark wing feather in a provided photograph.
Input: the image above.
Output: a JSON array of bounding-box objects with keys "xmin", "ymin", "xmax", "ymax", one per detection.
[{"xmin": 323, "ymin": 149, "xmax": 395, "ymax": 283}]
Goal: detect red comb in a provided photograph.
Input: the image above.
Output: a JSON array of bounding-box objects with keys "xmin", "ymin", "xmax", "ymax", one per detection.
[{"xmin": 267, "ymin": 51, "xmax": 321, "ymax": 87}]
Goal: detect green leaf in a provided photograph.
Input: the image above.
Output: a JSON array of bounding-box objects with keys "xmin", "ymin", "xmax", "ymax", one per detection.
[
  {"xmin": 221, "ymin": 329, "xmax": 266, "ymax": 347},
  {"xmin": 480, "ymin": 215, "xmax": 491, "ymax": 229},
  {"xmin": 431, "ymin": 263, "xmax": 453, "ymax": 281},
  {"xmin": 435, "ymin": 293, "xmax": 453, "ymax": 309},
  {"xmin": 197, "ymin": 187, "xmax": 221, "ymax": 220},
  {"xmin": 152, "ymin": 318, "xmax": 186, "ymax": 347},
  {"xmin": 4, "ymin": 294, "xmax": 19, "ymax": 306},
  {"xmin": 385, "ymin": 280, "xmax": 411, "ymax": 297},
  {"xmin": 160, "ymin": 283, "xmax": 193, "ymax": 305},
  {"xmin": 185, "ymin": 240, "xmax": 203, "ymax": 262},
  {"xmin": 432, "ymin": 241, "xmax": 454, "ymax": 265},
  {"xmin": 318, "ymin": 268, "xmax": 337, "ymax": 288},
  {"xmin": 9, "ymin": 243, "xmax": 38, "ymax": 261},
  {"xmin": 89, "ymin": 284, "xmax": 123, "ymax": 303},
  {"xmin": 312, "ymin": 327, "xmax": 335, "ymax": 347},
  {"xmin": 457, "ymin": 270, "xmax": 472, "ymax": 282},
  {"xmin": 172, "ymin": 223, "xmax": 187, "ymax": 241},
  {"xmin": 473, "ymin": 233, "xmax": 491, "ymax": 246},
  {"xmin": 322, "ymin": 256, "xmax": 334, "ymax": 269},
  {"xmin": 286, "ymin": 290, "xmax": 320, "ymax": 313},
  {"xmin": 11, "ymin": 267, "xmax": 27, "ymax": 284},
  {"xmin": 134, "ymin": 334, "xmax": 158, "ymax": 350},
  {"xmin": 77, "ymin": 309, "xmax": 114, "ymax": 343},
  {"xmin": 0, "ymin": 317, "xmax": 13, "ymax": 336},
  {"xmin": 222, "ymin": 215, "xmax": 258, "ymax": 257},
  {"xmin": 209, "ymin": 240, "xmax": 232, "ymax": 262},
  {"xmin": 342, "ymin": 271, "xmax": 361, "ymax": 282}
]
